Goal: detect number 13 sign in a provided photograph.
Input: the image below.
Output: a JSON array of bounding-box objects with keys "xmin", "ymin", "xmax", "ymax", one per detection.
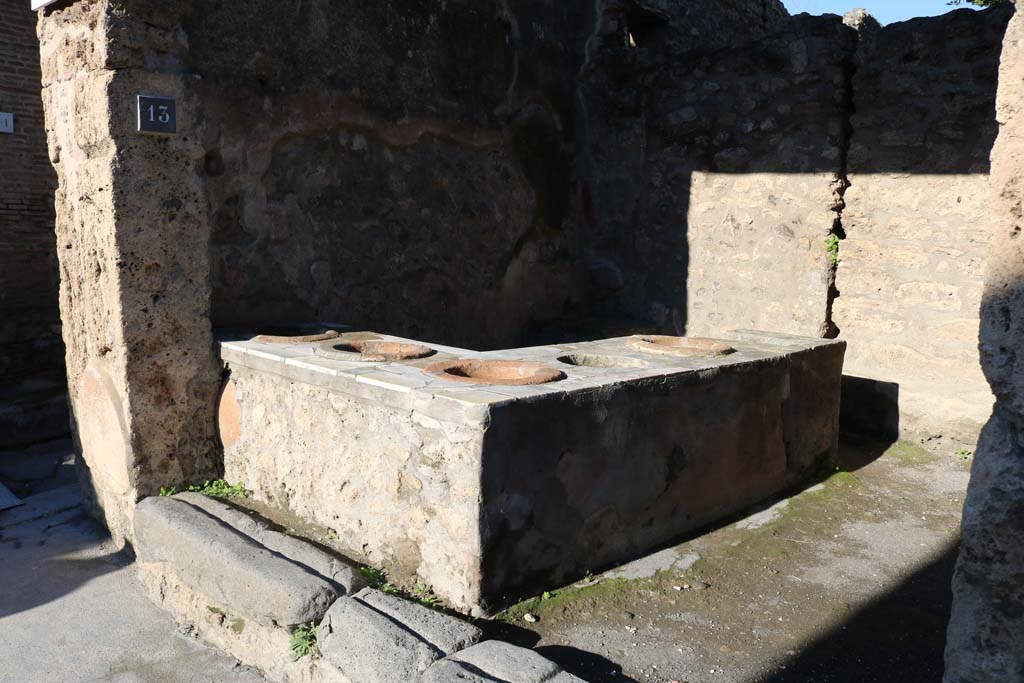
[{"xmin": 136, "ymin": 94, "xmax": 176, "ymax": 135}]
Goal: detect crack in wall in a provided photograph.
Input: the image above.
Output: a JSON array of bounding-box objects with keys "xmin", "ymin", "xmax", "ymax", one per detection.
[{"xmin": 823, "ymin": 34, "xmax": 859, "ymax": 340}]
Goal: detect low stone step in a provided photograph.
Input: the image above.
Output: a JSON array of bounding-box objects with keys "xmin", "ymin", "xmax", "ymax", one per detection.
[
  {"xmin": 421, "ymin": 641, "xmax": 588, "ymax": 683},
  {"xmin": 318, "ymin": 588, "xmax": 483, "ymax": 683},
  {"xmin": 134, "ymin": 496, "xmax": 337, "ymax": 626}
]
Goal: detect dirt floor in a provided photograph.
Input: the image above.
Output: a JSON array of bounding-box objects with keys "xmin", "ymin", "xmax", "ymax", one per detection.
[{"xmin": 484, "ymin": 435, "xmax": 972, "ymax": 683}]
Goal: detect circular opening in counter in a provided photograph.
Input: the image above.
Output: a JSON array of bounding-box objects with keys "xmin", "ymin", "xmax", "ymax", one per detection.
[
  {"xmin": 557, "ymin": 353, "xmax": 652, "ymax": 369},
  {"xmin": 317, "ymin": 340, "xmax": 436, "ymax": 362},
  {"xmin": 424, "ymin": 359, "xmax": 566, "ymax": 386},
  {"xmin": 628, "ymin": 335, "xmax": 736, "ymax": 357}
]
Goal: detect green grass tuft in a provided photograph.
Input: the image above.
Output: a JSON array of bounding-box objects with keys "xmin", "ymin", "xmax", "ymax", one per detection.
[
  {"xmin": 290, "ymin": 623, "xmax": 319, "ymax": 660},
  {"xmin": 358, "ymin": 566, "xmax": 401, "ymax": 595}
]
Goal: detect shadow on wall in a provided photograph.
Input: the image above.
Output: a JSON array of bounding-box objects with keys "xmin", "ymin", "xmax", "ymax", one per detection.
[
  {"xmin": 192, "ymin": 0, "xmax": 595, "ymax": 353},
  {"xmin": 755, "ymin": 542, "xmax": 960, "ymax": 683},
  {"xmin": 840, "ymin": 376, "xmax": 900, "ymax": 441},
  {"xmin": 575, "ymin": 6, "xmax": 1008, "ymax": 338},
  {"xmin": 190, "ymin": 0, "xmax": 1009, "ymax": 377}
]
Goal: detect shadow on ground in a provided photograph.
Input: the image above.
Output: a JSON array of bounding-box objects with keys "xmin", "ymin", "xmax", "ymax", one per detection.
[
  {"xmin": 0, "ymin": 510, "xmax": 129, "ymax": 619},
  {"xmin": 480, "ymin": 620, "xmax": 639, "ymax": 683},
  {"xmin": 758, "ymin": 542, "xmax": 959, "ymax": 683}
]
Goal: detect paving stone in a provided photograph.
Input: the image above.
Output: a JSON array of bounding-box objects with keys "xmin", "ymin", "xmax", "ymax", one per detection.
[
  {"xmin": 318, "ymin": 589, "xmax": 482, "ymax": 683},
  {"xmin": 174, "ymin": 493, "xmax": 362, "ymax": 594},
  {"xmin": 0, "ymin": 438, "xmax": 71, "ymax": 483},
  {"xmin": 0, "ymin": 484, "xmax": 80, "ymax": 530},
  {"xmin": 133, "ymin": 496, "xmax": 337, "ymax": 626},
  {"xmin": 421, "ymin": 641, "xmax": 588, "ymax": 683}
]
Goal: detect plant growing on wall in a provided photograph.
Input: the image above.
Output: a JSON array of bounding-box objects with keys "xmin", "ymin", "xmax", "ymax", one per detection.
[{"xmin": 826, "ymin": 234, "xmax": 841, "ymax": 266}]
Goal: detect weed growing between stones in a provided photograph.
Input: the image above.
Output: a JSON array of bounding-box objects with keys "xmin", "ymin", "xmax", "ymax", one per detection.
[
  {"xmin": 412, "ymin": 582, "xmax": 440, "ymax": 607},
  {"xmin": 289, "ymin": 623, "xmax": 319, "ymax": 661},
  {"xmin": 157, "ymin": 479, "xmax": 248, "ymax": 498},
  {"xmin": 357, "ymin": 566, "xmax": 445, "ymax": 609},
  {"xmin": 358, "ymin": 566, "xmax": 400, "ymax": 595}
]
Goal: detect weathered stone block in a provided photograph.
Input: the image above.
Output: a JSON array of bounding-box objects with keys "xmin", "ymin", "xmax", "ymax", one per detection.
[
  {"xmin": 318, "ymin": 589, "xmax": 482, "ymax": 683},
  {"xmin": 353, "ymin": 588, "xmax": 483, "ymax": 655},
  {"xmin": 133, "ymin": 496, "xmax": 337, "ymax": 625},
  {"xmin": 422, "ymin": 641, "xmax": 587, "ymax": 683}
]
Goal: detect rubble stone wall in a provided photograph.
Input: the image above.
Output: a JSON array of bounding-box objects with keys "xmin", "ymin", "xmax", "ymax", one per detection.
[
  {"xmin": 836, "ymin": 6, "xmax": 1012, "ymax": 441},
  {"xmin": 580, "ymin": 12, "xmax": 853, "ymax": 340},
  {"xmin": 188, "ymin": 0, "xmax": 598, "ymax": 351},
  {"xmin": 581, "ymin": 5, "xmax": 1009, "ymax": 442},
  {"xmin": 0, "ymin": 0, "xmax": 61, "ymax": 385}
]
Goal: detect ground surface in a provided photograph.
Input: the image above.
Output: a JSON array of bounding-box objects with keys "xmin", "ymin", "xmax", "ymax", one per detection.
[
  {"xmin": 492, "ymin": 436, "xmax": 971, "ymax": 683},
  {"xmin": 0, "ymin": 435, "xmax": 969, "ymax": 683},
  {"xmin": 0, "ymin": 440, "xmax": 265, "ymax": 683}
]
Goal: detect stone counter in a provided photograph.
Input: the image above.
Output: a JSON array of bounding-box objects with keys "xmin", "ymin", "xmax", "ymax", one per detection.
[{"xmin": 218, "ymin": 329, "xmax": 844, "ymax": 612}]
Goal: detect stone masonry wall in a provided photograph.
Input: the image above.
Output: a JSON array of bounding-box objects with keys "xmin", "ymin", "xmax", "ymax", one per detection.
[
  {"xmin": 0, "ymin": 0, "xmax": 61, "ymax": 386},
  {"xmin": 187, "ymin": 0, "xmax": 598, "ymax": 351},
  {"xmin": 582, "ymin": 5, "xmax": 1008, "ymax": 442},
  {"xmin": 836, "ymin": 6, "xmax": 1012, "ymax": 442},
  {"xmin": 222, "ymin": 366, "xmax": 489, "ymax": 612},
  {"xmin": 580, "ymin": 11, "xmax": 853, "ymax": 338}
]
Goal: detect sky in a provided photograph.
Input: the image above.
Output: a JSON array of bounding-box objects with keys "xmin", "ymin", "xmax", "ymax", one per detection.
[{"xmin": 782, "ymin": 0, "xmax": 982, "ymax": 26}]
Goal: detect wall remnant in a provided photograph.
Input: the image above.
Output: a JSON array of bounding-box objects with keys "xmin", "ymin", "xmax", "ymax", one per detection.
[
  {"xmin": 582, "ymin": 3, "xmax": 1010, "ymax": 443},
  {"xmin": 37, "ymin": 0, "xmax": 221, "ymax": 544},
  {"xmin": 836, "ymin": 6, "xmax": 1012, "ymax": 442},
  {"xmin": 945, "ymin": 1, "xmax": 1024, "ymax": 679}
]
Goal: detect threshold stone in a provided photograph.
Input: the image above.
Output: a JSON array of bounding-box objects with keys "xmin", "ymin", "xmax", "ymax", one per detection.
[{"xmin": 134, "ymin": 495, "xmax": 338, "ymax": 626}]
